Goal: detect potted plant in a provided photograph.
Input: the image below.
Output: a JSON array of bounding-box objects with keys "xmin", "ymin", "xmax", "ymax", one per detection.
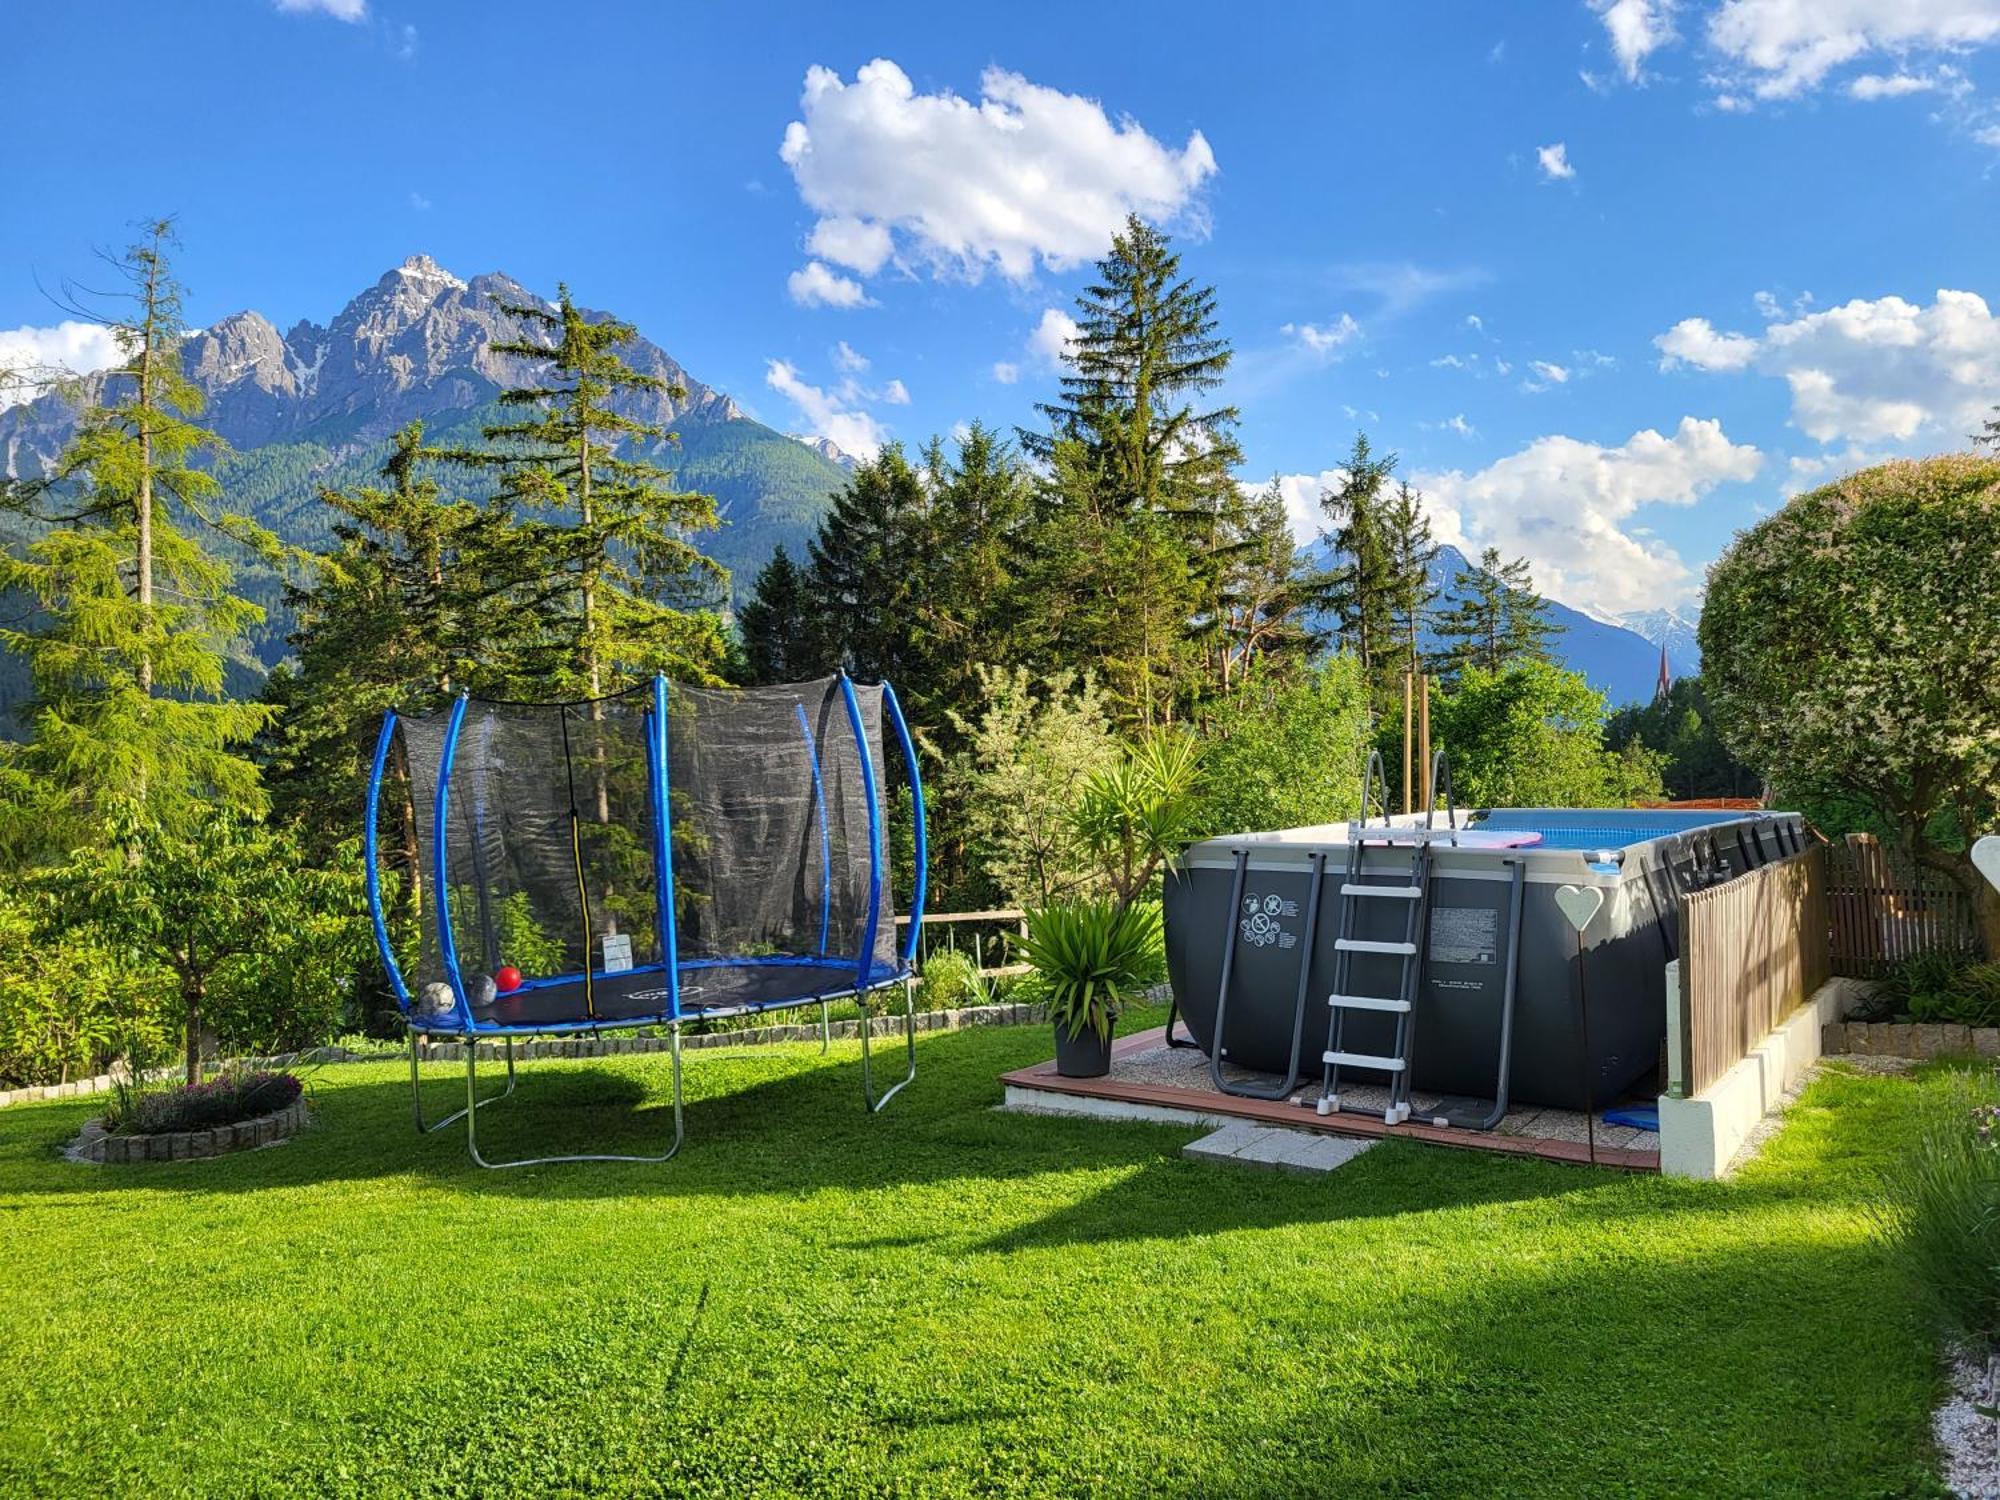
[
  {"xmin": 1021, "ymin": 899, "xmax": 1163, "ymax": 1077},
  {"xmin": 1021, "ymin": 731, "xmax": 1201, "ymax": 1077}
]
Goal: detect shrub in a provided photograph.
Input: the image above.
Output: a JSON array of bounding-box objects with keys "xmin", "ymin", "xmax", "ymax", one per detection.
[
  {"xmin": 103, "ymin": 1070, "xmax": 303, "ymax": 1137},
  {"xmin": 0, "ymin": 887, "xmax": 171, "ymax": 1088},
  {"xmin": 1882, "ymin": 952, "xmax": 2000, "ymax": 1028},
  {"xmin": 918, "ymin": 948, "xmax": 986, "ymax": 1010},
  {"xmin": 1200, "ymin": 658, "xmax": 1373, "ymax": 834},
  {"xmin": 1020, "ymin": 899, "xmax": 1163, "ymax": 1042},
  {"xmin": 1879, "ymin": 1070, "xmax": 2000, "ymax": 1347}
]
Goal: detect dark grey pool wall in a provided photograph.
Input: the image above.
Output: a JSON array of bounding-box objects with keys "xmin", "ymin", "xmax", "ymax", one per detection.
[{"xmin": 1163, "ymin": 810, "xmax": 1806, "ymax": 1112}]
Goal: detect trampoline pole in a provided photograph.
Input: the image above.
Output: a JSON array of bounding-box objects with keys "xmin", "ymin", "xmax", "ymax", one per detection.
[
  {"xmin": 861, "ymin": 975, "xmax": 917, "ymax": 1113},
  {"xmin": 411, "ymin": 1029, "xmax": 515, "ymax": 1135},
  {"xmin": 819, "ymin": 1002, "xmax": 831, "ymax": 1054}
]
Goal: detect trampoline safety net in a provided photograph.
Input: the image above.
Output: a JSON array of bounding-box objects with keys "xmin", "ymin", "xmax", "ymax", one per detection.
[{"xmin": 368, "ymin": 675, "xmax": 909, "ymax": 1033}]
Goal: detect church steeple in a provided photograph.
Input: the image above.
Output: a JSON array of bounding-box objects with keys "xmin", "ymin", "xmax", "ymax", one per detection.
[{"xmin": 1654, "ymin": 642, "xmax": 1673, "ymax": 703}]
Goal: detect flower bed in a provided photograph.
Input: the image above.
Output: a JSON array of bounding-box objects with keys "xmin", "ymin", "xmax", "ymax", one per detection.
[{"xmin": 71, "ymin": 1095, "xmax": 308, "ymax": 1164}]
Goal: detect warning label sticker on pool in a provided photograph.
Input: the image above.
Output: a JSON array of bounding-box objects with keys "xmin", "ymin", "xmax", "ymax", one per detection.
[
  {"xmin": 1239, "ymin": 891, "xmax": 1300, "ymax": 950},
  {"xmin": 1429, "ymin": 906, "xmax": 1498, "ymax": 965}
]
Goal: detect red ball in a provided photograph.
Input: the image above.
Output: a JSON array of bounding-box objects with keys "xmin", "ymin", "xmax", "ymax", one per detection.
[{"xmin": 494, "ymin": 966, "xmax": 523, "ymax": 993}]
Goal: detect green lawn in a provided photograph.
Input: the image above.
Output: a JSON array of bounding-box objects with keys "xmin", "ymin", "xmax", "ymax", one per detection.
[{"xmin": 0, "ymin": 1009, "xmax": 1947, "ymax": 1498}]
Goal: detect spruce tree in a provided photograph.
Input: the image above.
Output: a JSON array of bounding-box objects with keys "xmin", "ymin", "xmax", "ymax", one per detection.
[
  {"xmin": 801, "ymin": 444, "xmax": 929, "ymax": 687},
  {"xmin": 1431, "ymin": 546, "xmax": 1561, "ymax": 681},
  {"xmin": 1383, "ymin": 479, "xmax": 1440, "ymax": 680},
  {"xmin": 1312, "ymin": 433, "xmax": 1399, "ymax": 686},
  {"xmin": 1025, "ymin": 215, "xmax": 1242, "ymax": 518},
  {"xmin": 464, "ymin": 284, "xmax": 727, "ymax": 698},
  {"xmin": 736, "ymin": 545, "xmax": 820, "ymax": 684},
  {"xmin": 0, "ymin": 221, "xmax": 271, "ymax": 849},
  {"xmin": 1207, "ymin": 479, "xmax": 1319, "ymax": 691}
]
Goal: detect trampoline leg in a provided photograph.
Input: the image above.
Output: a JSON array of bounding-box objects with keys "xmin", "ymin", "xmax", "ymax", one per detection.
[
  {"xmin": 411, "ymin": 1032, "xmax": 514, "ymax": 1134},
  {"xmin": 819, "ymin": 1002, "xmax": 831, "ymax": 1054},
  {"xmin": 860, "ymin": 977, "xmax": 917, "ymax": 1113},
  {"xmin": 462, "ymin": 1027, "xmax": 685, "ymax": 1170}
]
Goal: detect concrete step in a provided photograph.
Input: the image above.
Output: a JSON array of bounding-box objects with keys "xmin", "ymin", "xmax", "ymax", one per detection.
[{"xmin": 1181, "ymin": 1122, "xmax": 1376, "ymax": 1175}]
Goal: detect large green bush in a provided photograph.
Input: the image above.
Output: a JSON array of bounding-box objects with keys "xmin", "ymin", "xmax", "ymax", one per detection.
[
  {"xmin": 0, "ymin": 888, "xmax": 170, "ymax": 1088},
  {"xmin": 1702, "ymin": 455, "xmax": 2000, "ymax": 955},
  {"xmin": 1199, "ymin": 658, "xmax": 1373, "ymax": 833},
  {"xmin": 1431, "ymin": 659, "xmax": 1664, "ymax": 809}
]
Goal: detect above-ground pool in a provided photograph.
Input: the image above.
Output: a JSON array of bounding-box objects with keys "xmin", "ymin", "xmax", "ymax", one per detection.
[{"xmin": 1163, "ymin": 808, "xmax": 1806, "ymax": 1115}]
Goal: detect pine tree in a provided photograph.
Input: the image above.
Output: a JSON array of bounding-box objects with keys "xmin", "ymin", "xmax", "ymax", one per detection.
[
  {"xmin": 1431, "ymin": 546, "xmax": 1561, "ymax": 681},
  {"xmin": 736, "ymin": 545, "xmax": 820, "ymax": 684},
  {"xmin": 0, "ymin": 221, "xmax": 271, "ymax": 849},
  {"xmin": 801, "ymin": 444, "xmax": 929, "ymax": 687},
  {"xmin": 1383, "ymin": 479, "xmax": 1440, "ymax": 680},
  {"xmin": 1207, "ymin": 479, "xmax": 1319, "ymax": 690},
  {"xmin": 462, "ymin": 284, "xmax": 727, "ymax": 698},
  {"xmin": 921, "ymin": 422, "xmax": 1035, "ymax": 707},
  {"xmin": 1312, "ymin": 433, "xmax": 1399, "ymax": 685},
  {"xmin": 263, "ymin": 421, "xmax": 560, "ymax": 838},
  {"xmin": 1025, "ymin": 215, "xmax": 1243, "ymax": 518}
]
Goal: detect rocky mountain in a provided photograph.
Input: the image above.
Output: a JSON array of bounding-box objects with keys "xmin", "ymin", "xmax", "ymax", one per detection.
[
  {"xmin": 1618, "ymin": 606, "xmax": 1702, "ymax": 677},
  {"xmin": 0, "ymin": 256, "xmax": 849, "ymax": 657}
]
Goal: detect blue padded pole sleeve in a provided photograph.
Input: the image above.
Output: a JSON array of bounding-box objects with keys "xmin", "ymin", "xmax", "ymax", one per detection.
[
  {"xmin": 882, "ymin": 681, "xmax": 926, "ymax": 968},
  {"xmin": 365, "ymin": 710, "xmax": 413, "ymax": 1012},
  {"xmin": 840, "ymin": 674, "xmax": 885, "ymax": 990},
  {"xmin": 655, "ymin": 673, "xmax": 682, "ymax": 1021},
  {"xmin": 434, "ymin": 693, "xmax": 472, "ymax": 1026}
]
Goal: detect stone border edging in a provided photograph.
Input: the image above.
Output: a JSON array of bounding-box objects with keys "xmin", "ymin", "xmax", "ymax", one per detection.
[
  {"xmin": 68, "ymin": 1098, "xmax": 309, "ymax": 1164},
  {"xmin": 1823, "ymin": 1021, "xmax": 2000, "ymax": 1060},
  {"xmin": 4, "ymin": 1000, "xmax": 1054, "ymax": 1108}
]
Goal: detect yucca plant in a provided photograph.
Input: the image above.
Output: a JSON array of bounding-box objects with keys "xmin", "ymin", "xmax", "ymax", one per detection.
[{"xmin": 1020, "ymin": 899, "xmax": 1162, "ymax": 1042}]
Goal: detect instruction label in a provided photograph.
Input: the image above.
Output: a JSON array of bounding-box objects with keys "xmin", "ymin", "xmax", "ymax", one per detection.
[
  {"xmin": 1429, "ymin": 906, "xmax": 1499, "ymax": 966},
  {"xmin": 602, "ymin": 934, "xmax": 634, "ymax": 973}
]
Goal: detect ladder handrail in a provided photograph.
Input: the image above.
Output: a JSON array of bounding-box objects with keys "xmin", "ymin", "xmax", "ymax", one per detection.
[{"xmin": 1423, "ymin": 748, "xmax": 1460, "ymax": 846}]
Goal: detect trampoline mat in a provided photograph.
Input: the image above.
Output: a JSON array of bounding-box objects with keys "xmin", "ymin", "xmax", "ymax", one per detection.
[{"xmin": 475, "ymin": 960, "xmax": 902, "ymax": 1029}]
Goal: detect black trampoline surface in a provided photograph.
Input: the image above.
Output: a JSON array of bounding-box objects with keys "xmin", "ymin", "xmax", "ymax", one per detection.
[{"xmin": 423, "ymin": 959, "xmax": 910, "ymax": 1033}]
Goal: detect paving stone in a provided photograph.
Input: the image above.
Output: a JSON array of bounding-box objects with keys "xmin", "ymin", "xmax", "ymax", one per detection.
[{"xmin": 1181, "ymin": 1123, "xmax": 1282, "ymax": 1163}]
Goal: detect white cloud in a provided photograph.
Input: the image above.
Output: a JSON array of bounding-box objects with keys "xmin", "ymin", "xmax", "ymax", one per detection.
[
  {"xmin": 806, "ymin": 216, "xmax": 895, "ymax": 276},
  {"xmin": 1444, "ymin": 413, "xmax": 1477, "ymax": 437},
  {"xmin": 832, "ymin": 340, "xmax": 870, "ymax": 373},
  {"xmin": 1526, "ymin": 359, "xmax": 1572, "ymax": 389},
  {"xmin": 1590, "ymin": 0, "xmax": 1678, "ymax": 80},
  {"xmin": 1414, "ymin": 417, "xmax": 1763, "ymax": 612},
  {"xmin": 1432, "ymin": 353, "xmax": 1476, "ymax": 370},
  {"xmin": 1259, "ymin": 469, "xmax": 1349, "ymax": 543},
  {"xmin": 0, "ymin": 321, "xmax": 124, "ymax": 410},
  {"xmin": 1466, "ymin": 313, "xmax": 1484, "ymax": 331},
  {"xmin": 272, "ymin": 0, "xmax": 366, "ymax": 18},
  {"xmin": 1280, "ymin": 313, "xmax": 1361, "ymax": 354},
  {"xmin": 787, "ymin": 260, "xmax": 873, "ymax": 309},
  {"xmin": 1536, "ymin": 142, "xmax": 1576, "ymax": 181},
  {"xmin": 1849, "ymin": 70, "xmax": 1941, "ymax": 98},
  {"xmin": 1783, "ymin": 444, "xmax": 1902, "ymax": 493},
  {"xmin": 991, "ymin": 362, "xmax": 1020, "ymax": 385},
  {"xmin": 778, "ymin": 58, "xmax": 1217, "ymax": 298},
  {"xmin": 1655, "ymin": 288, "xmax": 2000, "ymax": 442},
  {"xmin": 881, "ymin": 378, "xmax": 910, "ymax": 405},
  {"xmin": 408, "ymin": 190, "xmax": 432, "ymax": 211},
  {"xmin": 393, "ymin": 22, "xmax": 418, "ymax": 59},
  {"xmin": 1028, "ymin": 307, "xmax": 1080, "ymax": 367},
  {"xmin": 1976, "ymin": 123, "xmax": 2000, "ymax": 146},
  {"xmin": 765, "ymin": 358, "xmax": 891, "ymax": 460},
  {"xmin": 1655, "ymin": 317, "xmax": 1760, "ymax": 370},
  {"xmin": 1706, "ymin": 0, "xmax": 2000, "ymax": 101}
]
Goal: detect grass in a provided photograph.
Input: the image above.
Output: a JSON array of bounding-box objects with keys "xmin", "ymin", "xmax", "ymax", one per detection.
[{"xmin": 0, "ymin": 1006, "xmax": 1950, "ymax": 1498}]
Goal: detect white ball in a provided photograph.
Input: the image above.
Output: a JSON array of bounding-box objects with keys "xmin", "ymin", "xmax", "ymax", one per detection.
[{"xmin": 420, "ymin": 982, "xmax": 456, "ymax": 1018}]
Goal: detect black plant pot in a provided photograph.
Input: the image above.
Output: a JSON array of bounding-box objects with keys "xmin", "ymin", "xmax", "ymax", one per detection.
[{"xmin": 1052, "ymin": 1020, "xmax": 1113, "ymax": 1078}]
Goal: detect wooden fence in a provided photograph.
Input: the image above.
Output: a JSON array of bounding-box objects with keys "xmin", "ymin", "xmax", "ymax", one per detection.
[
  {"xmin": 896, "ymin": 909, "xmax": 1028, "ymax": 976},
  {"xmin": 1675, "ymin": 844, "xmax": 1832, "ymax": 1097},
  {"xmin": 1826, "ymin": 833, "xmax": 1979, "ymax": 977}
]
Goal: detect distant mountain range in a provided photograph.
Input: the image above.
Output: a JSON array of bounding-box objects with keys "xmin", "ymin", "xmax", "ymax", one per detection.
[
  {"xmin": 0, "ymin": 255, "xmax": 851, "ymax": 677},
  {"xmin": 1308, "ymin": 541, "xmax": 1697, "ymax": 708}
]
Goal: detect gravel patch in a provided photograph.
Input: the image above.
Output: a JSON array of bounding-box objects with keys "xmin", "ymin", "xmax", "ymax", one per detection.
[{"xmin": 1938, "ymin": 1347, "xmax": 2000, "ymax": 1498}]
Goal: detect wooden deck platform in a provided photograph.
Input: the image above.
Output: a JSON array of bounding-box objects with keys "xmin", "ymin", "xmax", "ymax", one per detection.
[{"xmin": 999, "ymin": 1025, "xmax": 1662, "ymax": 1172}]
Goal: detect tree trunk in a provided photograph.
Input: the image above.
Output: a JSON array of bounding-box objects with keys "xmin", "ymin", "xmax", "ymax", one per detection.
[{"xmin": 183, "ymin": 977, "xmax": 204, "ymax": 1086}]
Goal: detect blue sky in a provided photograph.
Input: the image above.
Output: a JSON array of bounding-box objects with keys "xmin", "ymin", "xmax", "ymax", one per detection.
[{"xmin": 5, "ymin": 0, "xmax": 1999, "ymax": 618}]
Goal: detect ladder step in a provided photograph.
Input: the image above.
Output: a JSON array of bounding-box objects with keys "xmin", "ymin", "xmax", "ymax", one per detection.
[
  {"xmin": 1334, "ymin": 938, "xmax": 1417, "ymax": 956},
  {"xmin": 1340, "ymin": 883, "xmax": 1421, "ymax": 899},
  {"xmin": 1327, "ymin": 993, "xmax": 1412, "ymax": 1014},
  {"xmin": 1323, "ymin": 1050, "xmax": 1406, "ymax": 1072}
]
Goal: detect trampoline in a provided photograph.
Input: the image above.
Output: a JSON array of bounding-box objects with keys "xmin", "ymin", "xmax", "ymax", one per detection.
[{"xmin": 364, "ymin": 672, "xmax": 927, "ymax": 1167}]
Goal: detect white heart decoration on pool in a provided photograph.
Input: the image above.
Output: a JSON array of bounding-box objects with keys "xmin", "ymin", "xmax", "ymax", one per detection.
[
  {"xmin": 1974, "ymin": 836, "xmax": 2000, "ymax": 894},
  {"xmin": 1554, "ymin": 884, "xmax": 1606, "ymax": 934}
]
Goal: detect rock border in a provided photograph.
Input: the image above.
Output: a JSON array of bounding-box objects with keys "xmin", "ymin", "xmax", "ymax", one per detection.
[
  {"xmin": 1823, "ymin": 1021, "xmax": 2000, "ymax": 1060},
  {"xmin": 67, "ymin": 1098, "xmax": 309, "ymax": 1165}
]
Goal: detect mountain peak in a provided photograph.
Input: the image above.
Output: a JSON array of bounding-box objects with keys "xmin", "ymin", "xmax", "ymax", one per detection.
[{"xmin": 393, "ymin": 254, "xmax": 466, "ymax": 292}]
